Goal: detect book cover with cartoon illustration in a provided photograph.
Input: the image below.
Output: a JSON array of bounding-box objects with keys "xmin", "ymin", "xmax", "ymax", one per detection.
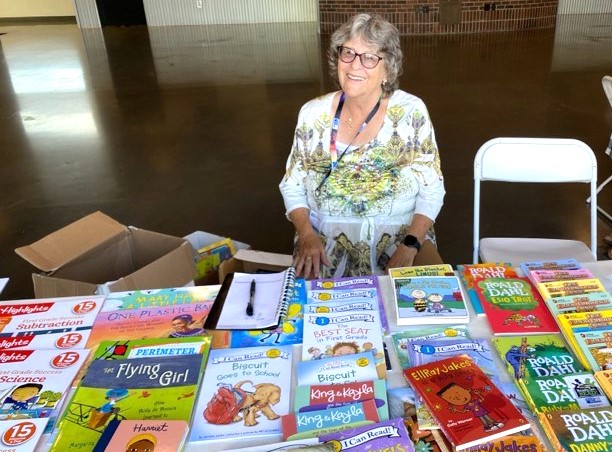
[
  {"xmin": 189, "ymin": 345, "xmax": 293, "ymax": 443},
  {"xmin": 390, "ymin": 325, "xmax": 470, "ymax": 370},
  {"xmin": 228, "ymin": 278, "xmax": 306, "ymax": 348},
  {"xmin": 403, "ymin": 355, "xmax": 530, "ymax": 451},
  {"xmin": 491, "ymin": 334, "xmax": 585, "ymax": 381},
  {"xmin": 474, "ymin": 277, "xmax": 558, "ymax": 335},
  {"xmin": 0, "ymin": 349, "xmax": 89, "ymax": 434},
  {"xmin": 51, "ymin": 337, "xmax": 211, "ymax": 451},
  {"xmin": 594, "ymin": 370, "xmax": 612, "ymax": 400},
  {"xmin": 574, "ymin": 328, "xmax": 612, "ymax": 371},
  {"xmin": 319, "ymin": 417, "xmax": 414, "ymax": 451},
  {"xmin": 0, "ymin": 418, "xmax": 49, "ymax": 452},
  {"xmin": 539, "ymin": 406, "xmax": 612, "ymax": 452},
  {"xmin": 309, "ymin": 275, "xmax": 389, "ymax": 333},
  {"xmin": 301, "ymin": 310, "xmax": 386, "ymax": 379},
  {"xmin": 296, "ymin": 351, "xmax": 379, "ymax": 386},
  {"xmin": 92, "ymin": 419, "xmax": 189, "ymax": 452},
  {"xmin": 519, "ymin": 371, "xmax": 609, "ymax": 414},
  {"xmin": 392, "ymin": 275, "xmax": 469, "ymax": 325},
  {"xmin": 282, "ymin": 399, "xmax": 380, "ymax": 441},
  {"xmin": 0, "ymin": 295, "xmax": 105, "ymax": 350},
  {"xmin": 100, "ymin": 286, "xmax": 221, "ymax": 312},
  {"xmin": 456, "ymin": 263, "xmax": 517, "ymax": 316},
  {"xmin": 293, "ymin": 379, "xmax": 388, "ymax": 421}
]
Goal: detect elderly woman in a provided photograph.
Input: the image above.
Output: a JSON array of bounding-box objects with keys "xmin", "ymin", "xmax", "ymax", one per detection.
[{"xmin": 279, "ymin": 13, "xmax": 445, "ymax": 279}]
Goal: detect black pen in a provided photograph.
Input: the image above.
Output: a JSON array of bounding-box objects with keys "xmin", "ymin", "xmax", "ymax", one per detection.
[{"xmin": 246, "ymin": 279, "xmax": 256, "ymax": 316}]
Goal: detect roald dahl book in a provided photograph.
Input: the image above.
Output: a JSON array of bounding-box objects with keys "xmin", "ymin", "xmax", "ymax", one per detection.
[
  {"xmin": 456, "ymin": 263, "xmax": 517, "ymax": 316},
  {"xmin": 51, "ymin": 336, "xmax": 211, "ymax": 451},
  {"xmin": 189, "ymin": 345, "xmax": 293, "ymax": 443},
  {"xmin": 403, "ymin": 355, "xmax": 530, "ymax": 451},
  {"xmin": 539, "ymin": 406, "xmax": 612, "ymax": 452}
]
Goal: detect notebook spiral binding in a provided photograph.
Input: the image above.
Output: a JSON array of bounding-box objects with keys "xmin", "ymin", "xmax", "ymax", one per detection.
[{"xmin": 276, "ymin": 267, "xmax": 297, "ymax": 325}]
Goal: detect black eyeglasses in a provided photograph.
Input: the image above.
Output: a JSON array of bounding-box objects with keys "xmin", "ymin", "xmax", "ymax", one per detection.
[{"xmin": 337, "ymin": 46, "xmax": 383, "ymax": 69}]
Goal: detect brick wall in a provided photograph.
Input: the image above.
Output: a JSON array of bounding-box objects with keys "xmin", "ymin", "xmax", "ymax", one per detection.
[{"xmin": 319, "ymin": 1, "xmax": 559, "ymax": 35}]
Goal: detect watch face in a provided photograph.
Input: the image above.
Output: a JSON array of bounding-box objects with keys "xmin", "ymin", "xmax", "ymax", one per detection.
[{"xmin": 403, "ymin": 235, "xmax": 421, "ymax": 250}]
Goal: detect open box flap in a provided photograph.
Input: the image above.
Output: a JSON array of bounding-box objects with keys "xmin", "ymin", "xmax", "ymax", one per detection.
[{"xmin": 15, "ymin": 211, "xmax": 126, "ymax": 273}]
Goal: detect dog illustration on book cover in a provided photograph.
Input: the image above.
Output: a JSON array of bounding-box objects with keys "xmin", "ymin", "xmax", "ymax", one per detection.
[{"xmin": 204, "ymin": 380, "xmax": 281, "ymax": 427}]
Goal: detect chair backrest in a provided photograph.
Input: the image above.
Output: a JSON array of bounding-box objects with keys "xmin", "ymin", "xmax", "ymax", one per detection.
[
  {"xmin": 473, "ymin": 137, "xmax": 598, "ymax": 263},
  {"xmin": 603, "ymin": 76, "xmax": 612, "ymax": 107}
]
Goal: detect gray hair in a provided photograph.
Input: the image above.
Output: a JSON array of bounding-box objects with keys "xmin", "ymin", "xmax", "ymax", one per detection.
[{"xmin": 328, "ymin": 13, "xmax": 403, "ymax": 97}]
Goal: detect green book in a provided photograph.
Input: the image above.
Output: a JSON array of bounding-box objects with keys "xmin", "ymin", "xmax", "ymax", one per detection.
[{"xmin": 50, "ymin": 336, "xmax": 211, "ymax": 451}]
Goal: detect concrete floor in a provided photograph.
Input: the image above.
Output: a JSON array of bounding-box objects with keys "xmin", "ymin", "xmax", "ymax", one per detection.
[{"xmin": 0, "ymin": 16, "xmax": 611, "ymax": 300}]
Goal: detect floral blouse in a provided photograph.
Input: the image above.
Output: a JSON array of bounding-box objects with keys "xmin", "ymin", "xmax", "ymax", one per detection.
[{"xmin": 279, "ymin": 90, "xmax": 445, "ymax": 277}]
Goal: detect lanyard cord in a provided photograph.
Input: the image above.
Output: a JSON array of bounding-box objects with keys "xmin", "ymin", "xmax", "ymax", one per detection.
[{"xmin": 315, "ymin": 92, "xmax": 382, "ymax": 196}]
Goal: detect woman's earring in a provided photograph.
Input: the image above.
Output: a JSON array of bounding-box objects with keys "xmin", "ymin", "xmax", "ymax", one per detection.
[{"xmin": 382, "ymin": 79, "xmax": 387, "ymax": 86}]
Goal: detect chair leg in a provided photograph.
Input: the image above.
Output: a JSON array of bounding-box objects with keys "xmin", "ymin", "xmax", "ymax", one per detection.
[{"xmin": 587, "ymin": 174, "xmax": 612, "ymax": 223}]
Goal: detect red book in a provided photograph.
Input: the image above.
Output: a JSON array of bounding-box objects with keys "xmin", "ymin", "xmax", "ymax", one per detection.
[
  {"xmin": 474, "ymin": 276, "xmax": 559, "ymax": 335},
  {"xmin": 403, "ymin": 355, "xmax": 530, "ymax": 451}
]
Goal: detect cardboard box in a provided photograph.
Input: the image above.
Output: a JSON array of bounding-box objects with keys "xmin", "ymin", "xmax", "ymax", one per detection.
[
  {"xmin": 183, "ymin": 231, "xmax": 250, "ymax": 285},
  {"xmin": 218, "ymin": 249, "xmax": 293, "ymax": 282},
  {"xmin": 15, "ymin": 211, "xmax": 197, "ymax": 298}
]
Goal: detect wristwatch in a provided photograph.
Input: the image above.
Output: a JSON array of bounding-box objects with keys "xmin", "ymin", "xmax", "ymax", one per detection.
[{"xmin": 403, "ymin": 234, "xmax": 421, "ymax": 252}]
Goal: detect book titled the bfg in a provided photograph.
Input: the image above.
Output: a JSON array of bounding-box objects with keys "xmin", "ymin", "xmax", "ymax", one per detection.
[
  {"xmin": 50, "ymin": 336, "xmax": 211, "ymax": 451},
  {"xmin": 189, "ymin": 345, "xmax": 293, "ymax": 444}
]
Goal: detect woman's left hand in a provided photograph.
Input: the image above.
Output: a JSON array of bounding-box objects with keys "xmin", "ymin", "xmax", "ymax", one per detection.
[{"xmin": 385, "ymin": 244, "xmax": 418, "ymax": 270}]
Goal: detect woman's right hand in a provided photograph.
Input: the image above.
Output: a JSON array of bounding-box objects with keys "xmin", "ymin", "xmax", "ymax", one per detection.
[{"xmin": 293, "ymin": 231, "xmax": 330, "ymax": 279}]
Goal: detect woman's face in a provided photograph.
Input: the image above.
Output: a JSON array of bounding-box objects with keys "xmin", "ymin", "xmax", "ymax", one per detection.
[
  {"xmin": 172, "ymin": 319, "xmax": 189, "ymax": 332},
  {"xmin": 337, "ymin": 36, "xmax": 387, "ymax": 101}
]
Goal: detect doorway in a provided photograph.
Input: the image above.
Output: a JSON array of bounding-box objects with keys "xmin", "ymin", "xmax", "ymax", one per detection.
[{"xmin": 96, "ymin": 0, "xmax": 147, "ymax": 26}]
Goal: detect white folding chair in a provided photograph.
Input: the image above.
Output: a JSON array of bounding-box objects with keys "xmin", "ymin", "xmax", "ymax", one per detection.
[
  {"xmin": 473, "ymin": 137, "xmax": 598, "ymax": 264},
  {"xmin": 587, "ymin": 75, "xmax": 612, "ymax": 222}
]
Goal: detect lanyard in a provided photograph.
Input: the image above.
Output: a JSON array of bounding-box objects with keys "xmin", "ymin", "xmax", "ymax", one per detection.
[{"xmin": 316, "ymin": 92, "xmax": 382, "ymax": 196}]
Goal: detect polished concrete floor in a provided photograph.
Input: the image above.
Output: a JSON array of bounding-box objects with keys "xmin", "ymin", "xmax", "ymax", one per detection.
[{"xmin": 0, "ymin": 16, "xmax": 611, "ymax": 300}]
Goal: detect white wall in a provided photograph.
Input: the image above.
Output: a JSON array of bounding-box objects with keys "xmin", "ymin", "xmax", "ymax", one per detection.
[
  {"xmin": 558, "ymin": 0, "xmax": 612, "ymax": 14},
  {"xmin": 0, "ymin": 0, "xmax": 75, "ymax": 18}
]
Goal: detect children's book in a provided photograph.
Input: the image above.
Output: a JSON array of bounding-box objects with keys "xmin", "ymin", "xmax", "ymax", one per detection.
[
  {"xmin": 403, "ymin": 355, "xmax": 530, "ymax": 451},
  {"xmin": 529, "ymin": 268, "xmax": 594, "ymax": 284},
  {"xmin": 392, "ymin": 275, "xmax": 469, "ymax": 325},
  {"xmin": 388, "ymin": 264, "xmax": 454, "ymax": 278},
  {"xmin": 474, "ymin": 277, "xmax": 559, "ymax": 335},
  {"xmin": 456, "ymin": 263, "xmax": 518, "ymax": 316},
  {"xmin": 293, "ymin": 379, "xmax": 388, "ymax": 421},
  {"xmin": 574, "ymin": 328, "xmax": 612, "ymax": 371},
  {"xmin": 281, "ymin": 399, "xmax": 380, "ymax": 441},
  {"xmin": 51, "ymin": 336, "xmax": 211, "ymax": 451},
  {"xmin": 100, "ymin": 285, "xmax": 221, "ymax": 312},
  {"xmin": 296, "ymin": 352, "xmax": 379, "ymax": 386},
  {"xmin": 228, "ymin": 277, "xmax": 306, "ymax": 348},
  {"xmin": 0, "ymin": 349, "xmax": 90, "ymax": 433},
  {"xmin": 492, "ymin": 334, "xmax": 584, "ymax": 381},
  {"xmin": 195, "ymin": 237, "xmax": 236, "ymax": 280},
  {"xmin": 0, "ymin": 418, "xmax": 49, "ymax": 451},
  {"xmin": 307, "ymin": 287, "xmax": 379, "ymax": 305},
  {"xmin": 92, "ymin": 419, "xmax": 189, "ymax": 452},
  {"xmin": 0, "ymin": 295, "xmax": 105, "ymax": 350},
  {"xmin": 539, "ymin": 406, "xmax": 612, "ymax": 452},
  {"xmin": 557, "ymin": 310, "xmax": 612, "ymax": 369},
  {"xmin": 223, "ymin": 438, "xmax": 323, "ymax": 452},
  {"xmin": 309, "ymin": 275, "xmax": 389, "ymax": 333},
  {"xmin": 189, "ymin": 345, "xmax": 292, "ymax": 443},
  {"xmin": 543, "ymin": 291, "xmax": 612, "ymax": 317},
  {"xmin": 594, "ymin": 370, "xmax": 612, "ymax": 400},
  {"xmin": 519, "ymin": 371, "xmax": 610, "ymax": 413},
  {"xmin": 401, "ymin": 414, "xmax": 453, "ymax": 452},
  {"xmin": 303, "ymin": 298, "xmax": 377, "ymax": 315},
  {"xmin": 520, "ymin": 258, "xmax": 582, "ymax": 283},
  {"xmin": 301, "ymin": 310, "xmax": 386, "ymax": 379},
  {"xmin": 390, "ymin": 325, "xmax": 470, "ymax": 370},
  {"xmin": 537, "ymin": 278, "xmax": 607, "ymax": 300},
  {"xmin": 204, "ymin": 268, "xmax": 296, "ymax": 330},
  {"xmin": 319, "ymin": 417, "xmax": 415, "ymax": 451}
]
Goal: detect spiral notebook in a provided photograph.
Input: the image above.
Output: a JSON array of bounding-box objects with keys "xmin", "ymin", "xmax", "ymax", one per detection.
[{"xmin": 204, "ymin": 267, "xmax": 296, "ymax": 330}]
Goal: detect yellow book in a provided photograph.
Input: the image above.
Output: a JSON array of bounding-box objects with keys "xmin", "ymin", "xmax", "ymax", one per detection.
[
  {"xmin": 537, "ymin": 278, "xmax": 607, "ymax": 300},
  {"xmin": 594, "ymin": 370, "xmax": 612, "ymax": 400},
  {"xmin": 388, "ymin": 264, "xmax": 453, "ymax": 278},
  {"xmin": 556, "ymin": 310, "xmax": 612, "ymax": 369}
]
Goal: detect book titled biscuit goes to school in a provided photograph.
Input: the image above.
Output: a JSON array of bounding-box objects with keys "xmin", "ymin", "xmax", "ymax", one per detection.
[
  {"xmin": 50, "ymin": 336, "xmax": 211, "ymax": 451},
  {"xmin": 403, "ymin": 354, "xmax": 530, "ymax": 451}
]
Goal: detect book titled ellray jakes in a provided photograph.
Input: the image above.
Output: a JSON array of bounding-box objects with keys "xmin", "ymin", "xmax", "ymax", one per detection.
[
  {"xmin": 50, "ymin": 336, "xmax": 211, "ymax": 451},
  {"xmin": 404, "ymin": 355, "xmax": 530, "ymax": 451}
]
